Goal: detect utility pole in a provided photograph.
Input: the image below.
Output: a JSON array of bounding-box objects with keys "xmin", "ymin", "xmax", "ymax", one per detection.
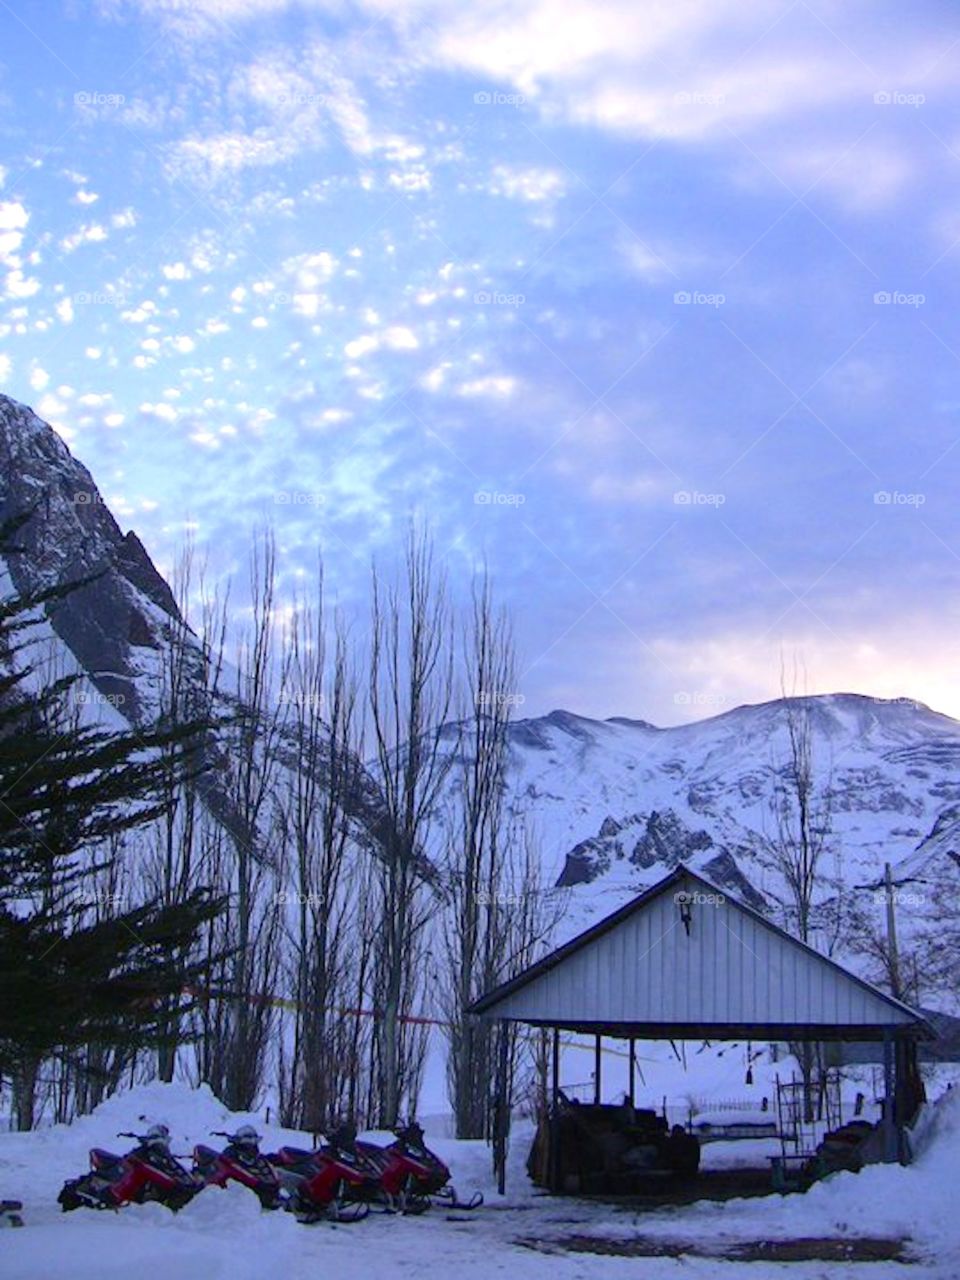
[{"xmin": 884, "ymin": 863, "xmax": 902, "ymax": 999}]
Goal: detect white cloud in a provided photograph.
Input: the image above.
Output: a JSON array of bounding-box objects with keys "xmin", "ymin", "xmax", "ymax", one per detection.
[
  {"xmin": 162, "ymin": 261, "xmax": 191, "ymax": 280},
  {"xmin": 487, "ymin": 165, "xmax": 566, "ymax": 203},
  {"xmin": 388, "ymin": 169, "xmax": 431, "ymax": 192},
  {"xmin": 0, "ymin": 201, "xmax": 29, "ymax": 232},
  {"xmin": 56, "ymin": 297, "xmax": 75, "ymax": 323},
  {"xmin": 4, "ymin": 269, "xmax": 40, "ymax": 298},
  {"xmin": 283, "ymin": 250, "xmax": 338, "ymax": 292},
  {"xmin": 60, "ymin": 222, "xmax": 108, "ymax": 252},
  {"xmin": 122, "ymin": 300, "xmax": 157, "ymax": 323},
  {"xmin": 458, "ymin": 375, "xmax": 516, "ymax": 397},
  {"xmin": 292, "ymin": 293, "xmax": 324, "ymax": 318},
  {"xmin": 421, "ymin": 361, "xmax": 451, "ymax": 391},
  {"xmin": 383, "ymin": 326, "xmax": 419, "ymax": 350},
  {"xmin": 169, "ymin": 128, "xmax": 304, "ymax": 180},
  {"xmin": 344, "ymin": 325, "xmax": 421, "ymax": 359},
  {"xmin": 140, "ymin": 401, "xmax": 179, "ymax": 422},
  {"xmin": 0, "ymin": 354, "xmax": 10, "ymax": 381},
  {"xmin": 344, "ymin": 333, "xmax": 379, "ymax": 359},
  {"xmin": 408, "ymin": 0, "xmax": 881, "ymax": 143},
  {"xmin": 122, "ymin": 0, "xmax": 960, "ymax": 162},
  {"xmin": 73, "ymin": 189, "xmax": 99, "ymax": 205},
  {"xmin": 37, "ymin": 392, "xmax": 71, "ymax": 434},
  {"xmin": 29, "ymin": 365, "xmax": 49, "ymax": 390},
  {"xmin": 0, "ymin": 201, "xmax": 29, "ymax": 263}
]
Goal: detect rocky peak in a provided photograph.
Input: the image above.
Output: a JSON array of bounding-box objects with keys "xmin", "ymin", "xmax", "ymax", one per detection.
[{"xmin": 0, "ymin": 395, "xmax": 185, "ymax": 718}]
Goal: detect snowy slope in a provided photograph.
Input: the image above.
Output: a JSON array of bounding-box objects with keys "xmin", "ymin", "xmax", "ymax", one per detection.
[{"xmin": 443, "ymin": 698, "xmax": 960, "ymax": 964}]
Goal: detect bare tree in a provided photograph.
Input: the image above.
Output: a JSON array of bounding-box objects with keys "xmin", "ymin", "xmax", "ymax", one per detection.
[
  {"xmin": 277, "ymin": 586, "xmax": 369, "ymax": 1132},
  {"xmin": 214, "ymin": 531, "xmax": 286, "ymax": 1112},
  {"xmin": 367, "ymin": 527, "xmax": 455, "ymax": 1127},
  {"xmin": 759, "ymin": 662, "xmax": 834, "ymax": 1118},
  {"xmin": 762, "ymin": 668, "xmax": 832, "ymax": 945},
  {"xmin": 914, "ymin": 863, "xmax": 960, "ymax": 1004},
  {"xmin": 441, "ymin": 572, "xmax": 516, "ymax": 1137},
  {"xmin": 147, "ymin": 540, "xmax": 210, "ymax": 1081}
]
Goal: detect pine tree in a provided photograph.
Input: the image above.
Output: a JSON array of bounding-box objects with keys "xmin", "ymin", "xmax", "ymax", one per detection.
[{"xmin": 0, "ymin": 514, "xmax": 227, "ymax": 1120}]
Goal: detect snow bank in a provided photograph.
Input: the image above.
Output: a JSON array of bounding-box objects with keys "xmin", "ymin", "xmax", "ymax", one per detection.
[{"xmin": 626, "ymin": 1085, "xmax": 960, "ymax": 1273}]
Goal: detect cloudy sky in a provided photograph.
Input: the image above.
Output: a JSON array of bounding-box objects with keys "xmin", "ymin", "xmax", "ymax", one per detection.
[{"xmin": 1, "ymin": 0, "xmax": 959, "ymax": 724}]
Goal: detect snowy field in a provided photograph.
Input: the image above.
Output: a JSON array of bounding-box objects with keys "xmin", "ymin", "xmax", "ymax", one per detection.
[{"xmin": 3, "ymin": 1079, "xmax": 960, "ymax": 1279}]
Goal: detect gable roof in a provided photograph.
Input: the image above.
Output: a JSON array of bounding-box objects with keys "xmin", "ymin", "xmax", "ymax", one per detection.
[{"xmin": 471, "ymin": 867, "xmax": 932, "ymax": 1042}]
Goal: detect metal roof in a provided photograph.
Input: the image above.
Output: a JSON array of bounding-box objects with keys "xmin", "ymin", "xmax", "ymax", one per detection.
[{"xmin": 471, "ymin": 867, "xmax": 933, "ymax": 1043}]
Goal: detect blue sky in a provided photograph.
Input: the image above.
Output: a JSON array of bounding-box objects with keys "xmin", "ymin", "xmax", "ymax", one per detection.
[{"xmin": 2, "ymin": 0, "xmax": 960, "ymax": 723}]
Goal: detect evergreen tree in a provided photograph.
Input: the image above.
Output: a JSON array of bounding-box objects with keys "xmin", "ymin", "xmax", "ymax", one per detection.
[{"xmin": 0, "ymin": 514, "xmax": 227, "ymax": 1119}]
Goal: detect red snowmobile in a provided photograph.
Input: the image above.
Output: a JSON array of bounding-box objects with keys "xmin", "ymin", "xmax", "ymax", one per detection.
[
  {"xmin": 192, "ymin": 1126, "xmax": 283, "ymax": 1209},
  {"xmin": 58, "ymin": 1124, "xmax": 202, "ymax": 1212},
  {"xmin": 266, "ymin": 1126, "xmax": 379, "ymax": 1222},
  {"xmin": 355, "ymin": 1121, "xmax": 483, "ymax": 1213}
]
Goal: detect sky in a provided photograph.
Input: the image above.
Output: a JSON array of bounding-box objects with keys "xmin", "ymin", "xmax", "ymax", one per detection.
[{"xmin": 1, "ymin": 0, "xmax": 960, "ymax": 725}]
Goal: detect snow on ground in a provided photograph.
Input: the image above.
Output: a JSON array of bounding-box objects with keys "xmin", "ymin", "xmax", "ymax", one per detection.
[{"xmin": 3, "ymin": 1079, "xmax": 960, "ymax": 1279}]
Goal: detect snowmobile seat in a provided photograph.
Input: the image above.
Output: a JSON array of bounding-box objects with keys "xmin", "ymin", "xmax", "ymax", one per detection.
[
  {"xmin": 90, "ymin": 1149, "xmax": 124, "ymax": 1167},
  {"xmin": 194, "ymin": 1145, "xmax": 218, "ymax": 1163},
  {"xmin": 277, "ymin": 1147, "xmax": 317, "ymax": 1164}
]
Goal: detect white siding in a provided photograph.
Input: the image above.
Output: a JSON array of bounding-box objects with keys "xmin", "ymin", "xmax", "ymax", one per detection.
[{"xmin": 488, "ymin": 881, "xmax": 916, "ymax": 1029}]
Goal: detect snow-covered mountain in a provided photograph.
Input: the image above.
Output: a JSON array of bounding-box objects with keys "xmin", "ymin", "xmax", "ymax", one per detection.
[
  {"xmin": 0, "ymin": 393, "xmax": 188, "ymax": 721},
  {"xmin": 472, "ymin": 698, "xmax": 960, "ymax": 961}
]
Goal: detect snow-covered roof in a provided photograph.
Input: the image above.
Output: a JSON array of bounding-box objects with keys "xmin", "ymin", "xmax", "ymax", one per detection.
[{"xmin": 472, "ymin": 867, "xmax": 933, "ymax": 1042}]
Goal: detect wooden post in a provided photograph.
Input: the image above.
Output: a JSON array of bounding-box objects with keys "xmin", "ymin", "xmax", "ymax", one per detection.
[
  {"xmin": 550, "ymin": 1027, "xmax": 561, "ymax": 1192},
  {"xmin": 628, "ymin": 1038, "xmax": 636, "ymax": 1106},
  {"xmin": 494, "ymin": 1019, "xmax": 510, "ymax": 1195},
  {"xmin": 594, "ymin": 1034, "xmax": 602, "ymax": 1104},
  {"xmin": 882, "ymin": 1029, "xmax": 897, "ymax": 1163}
]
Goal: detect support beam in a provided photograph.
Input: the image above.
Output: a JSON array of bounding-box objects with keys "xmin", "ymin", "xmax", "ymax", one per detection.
[
  {"xmin": 628, "ymin": 1038, "xmax": 636, "ymax": 1107},
  {"xmin": 494, "ymin": 1019, "xmax": 510, "ymax": 1195},
  {"xmin": 594, "ymin": 1034, "xmax": 602, "ymax": 1105},
  {"xmin": 550, "ymin": 1027, "xmax": 561, "ymax": 1192},
  {"xmin": 882, "ymin": 1029, "xmax": 897, "ymax": 1163}
]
